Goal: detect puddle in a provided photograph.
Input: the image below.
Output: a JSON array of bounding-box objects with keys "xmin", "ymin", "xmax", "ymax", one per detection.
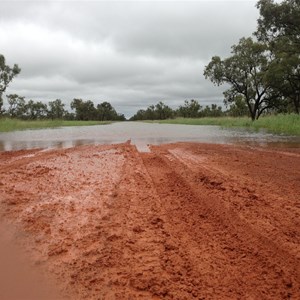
[{"xmin": 0, "ymin": 122, "xmax": 299, "ymax": 152}]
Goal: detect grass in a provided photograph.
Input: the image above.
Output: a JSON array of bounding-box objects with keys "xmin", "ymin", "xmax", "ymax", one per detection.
[
  {"xmin": 148, "ymin": 114, "xmax": 300, "ymax": 135},
  {"xmin": 0, "ymin": 118, "xmax": 111, "ymax": 132}
]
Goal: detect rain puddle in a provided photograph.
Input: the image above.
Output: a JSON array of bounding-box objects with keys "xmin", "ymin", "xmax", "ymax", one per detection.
[{"xmin": 0, "ymin": 122, "xmax": 299, "ymax": 152}]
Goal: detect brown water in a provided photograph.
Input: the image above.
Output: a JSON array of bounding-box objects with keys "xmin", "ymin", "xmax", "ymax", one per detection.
[{"xmin": 0, "ymin": 122, "xmax": 299, "ymax": 152}]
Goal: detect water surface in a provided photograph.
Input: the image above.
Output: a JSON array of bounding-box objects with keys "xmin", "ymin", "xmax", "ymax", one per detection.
[{"xmin": 0, "ymin": 122, "xmax": 299, "ymax": 152}]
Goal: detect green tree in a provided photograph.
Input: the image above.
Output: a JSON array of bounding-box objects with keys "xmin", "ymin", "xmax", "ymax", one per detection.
[
  {"xmin": 204, "ymin": 37, "xmax": 279, "ymax": 120},
  {"xmin": 256, "ymin": 0, "xmax": 300, "ymax": 114},
  {"xmin": 178, "ymin": 99, "xmax": 202, "ymax": 118},
  {"xmin": 256, "ymin": 0, "xmax": 300, "ymax": 45},
  {"xmin": 130, "ymin": 109, "xmax": 147, "ymax": 121},
  {"xmin": 64, "ymin": 111, "xmax": 75, "ymax": 120},
  {"xmin": 0, "ymin": 54, "xmax": 21, "ymax": 115},
  {"xmin": 130, "ymin": 102, "xmax": 174, "ymax": 120},
  {"xmin": 145, "ymin": 105, "xmax": 157, "ymax": 120},
  {"xmin": 71, "ymin": 98, "xmax": 97, "ymax": 120},
  {"xmin": 96, "ymin": 101, "xmax": 118, "ymax": 121},
  {"xmin": 26, "ymin": 100, "xmax": 48, "ymax": 120},
  {"xmin": 201, "ymin": 104, "xmax": 223, "ymax": 117},
  {"xmin": 7, "ymin": 94, "xmax": 26, "ymax": 118},
  {"xmin": 48, "ymin": 99, "xmax": 66, "ymax": 120},
  {"xmin": 155, "ymin": 101, "xmax": 174, "ymax": 120},
  {"xmin": 115, "ymin": 113, "xmax": 126, "ymax": 121}
]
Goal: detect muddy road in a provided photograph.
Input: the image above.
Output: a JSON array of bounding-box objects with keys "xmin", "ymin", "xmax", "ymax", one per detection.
[{"xmin": 0, "ymin": 142, "xmax": 299, "ymax": 299}]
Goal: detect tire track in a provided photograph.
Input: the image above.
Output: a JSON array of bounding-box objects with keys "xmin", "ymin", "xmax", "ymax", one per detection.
[
  {"xmin": 0, "ymin": 143, "xmax": 299, "ymax": 299},
  {"xmin": 141, "ymin": 148, "xmax": 300, "ymax": 299}
]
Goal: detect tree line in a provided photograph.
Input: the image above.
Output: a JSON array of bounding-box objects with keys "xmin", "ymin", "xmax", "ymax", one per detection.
[
  {"xmin": 1, "ymin": 54, "xmax": 126, "ymax": 121},
  {"xmin": 0, "ymin": 94, "xmax": 126, "ymax": 121},
  {"xmin": 129, "ymin": 100, "xmax": 225, "ymax": 121},
  {"xmin": 0, "ymin": 54, "xmax": 233, "ymax": 121},
  {"xmin": 204, "ymin": 0, "xmax": 300, "ymax": 120}
]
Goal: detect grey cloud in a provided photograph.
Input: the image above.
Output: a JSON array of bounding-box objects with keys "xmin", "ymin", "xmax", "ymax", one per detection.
[{"xmin": 0, "ymin": 0, "xmax": 258, "ymax": 118}]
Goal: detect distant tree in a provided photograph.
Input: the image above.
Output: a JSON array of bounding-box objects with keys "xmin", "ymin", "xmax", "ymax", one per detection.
[
  {"xmin": 7, "ymin": 94, "xmax": 26, "ymax": 118},
  {"xmin": 71, "ymin": 98, "xmax": 97, "ymax": 120},
  {"xmin": 48, "ymin": 99, "xmax": 66, "ymax": 120},
  {"xmin": 0, "ymin": 54, "xmax": 21, "ymax": 115},
  {"xmin": 64, "ymin": 111, "xmax": 75, "ymax": 120},
  {"xmin": 177, "ymin": 99, "xmax": 202, "ymax": 118},
  {"xmin": 96, "ymin": 101, "xmax": 118, "ymax": 121},
  {"xmin": 226, "ymin": 95, "xmax": 249, "ymax": 117},
  {"xmin": 70, "ymin": 98, "xmax": 83, "ymax": 119},
  {"xmin": 26, "ymin": 100, "xmax": 48, "ymax": 120},
  {"xmin": 145, "ymin": 105, "xmax": 157, "ymax": 120},
  {"xmin": 130, "ymin": 101, "xmax": 174, "ymax": 120},
  {"xmin": 155, "ymin": 101, "xmax": 174, "ymax": 119},
  {"xmin": 115, "ymin": 113, "xmax": 126, "ymax": 121},
  {"xmin": 204, "ymin": 37, "xmax": 279, "ymax": 120},
  {"xmin": 201, "ymin": 104, "xmax": 223, "ymax": 117},
  {"xmin": 130, "ymin": 109, "xmax": 147, "ymax": 121},
  {"xmin": 210, "ymin": 104, "xmax": 223, "ymax": 117}
]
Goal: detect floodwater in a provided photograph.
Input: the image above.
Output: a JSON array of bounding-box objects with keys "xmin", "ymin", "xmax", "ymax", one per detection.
[{"xmin": 0, "ymin": 122, "xmax": 299, "ymax": 152}]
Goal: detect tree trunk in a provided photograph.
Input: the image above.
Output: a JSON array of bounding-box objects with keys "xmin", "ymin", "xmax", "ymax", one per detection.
[{"xmin": 293, "ymin": 96, "xmax": 299, "ymax": 114}]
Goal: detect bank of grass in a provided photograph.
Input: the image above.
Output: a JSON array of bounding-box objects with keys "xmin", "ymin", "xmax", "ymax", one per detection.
[
  {"xmin": 0, "ymin": 118, "xmax": 111, "ymax": 132},
  {"xmin": 151, "ymin": 114, "xmax": 300, "ymax": 135}
]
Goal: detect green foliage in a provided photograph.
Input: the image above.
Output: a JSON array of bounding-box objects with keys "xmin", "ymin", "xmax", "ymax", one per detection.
[
  {"xmin": 226, "ymin": 95, "xmax": 249, "ymax": 117},
  {"xmin": 6, "ymin": 96, "xmax": 48, "ymax": 120},
  {"xmin": 177, "ymin": 99, "xmax": 202, "ymax": 118},
  {"xmin": 0, "ymin": 118, "xmax": 110, "ymax": 132},
  {"xmin": 256, "ymin": 0, "xmax": 300, "ymax": 114},
  {"xmin": 70, "ymin": 98, "xmax": 97, "ymax": 121},
  {"xmin": 204, "ymin": 0, "xmax": 300, "ymax": 118},
  {"xmin": 204, "ymin": 37, "xmax": 279, "ymax": 120},
  {"xmin": 48, "ymin": 99, "xmax": 66, "ymax": 120},
  {"xmin": 201, "ymin": 104, "xmax": 223, "ymax": 117},
  {"xmin": 97, "ymin": 101, "xmax": 119, "ymax": 121},
  {"xmin": 130, "ymin": 101, "xmax": 174, "ymax": 120},
  {"xmin": 1, "ymin": 94, "xmax": 124, "ymax": 122},
  {"xmin": 7, "ymin": 94, "xmax": 27, "ymax": 118},
  {"xmin": 256, "ymin": 0, "xmax": 300, "ymax": 45},
  {"xmin": 25, "ymin": 100, "xmax": 48, "ymax": 120},
  {"xmin": 0, "ymin": 54, "xmax": 21, "ymax": 115},
  {"xmin": 70, "ymin": 99, "xmax": 124, "ymax": 121},
  {"xmin": 131, "ymin": 100, "xmax": 226, "ymax": 120},
  {"xmin": 0, "ymin": 54, "xmax": 21, "ymax": 94}
]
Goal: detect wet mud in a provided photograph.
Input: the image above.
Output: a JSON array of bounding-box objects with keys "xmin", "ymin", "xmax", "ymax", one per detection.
[{"xmin": 0, "ymin": 142, "xmax": 299, "ymax": 299}]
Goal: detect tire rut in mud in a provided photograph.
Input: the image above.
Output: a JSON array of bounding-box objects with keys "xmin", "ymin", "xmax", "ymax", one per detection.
[
  {"xmin": 0, "ymin": 143, "xmax": 299, "ymax": 300},
  {"xmin": 141, "ymin": 148, "xmax": 300, "ymax": 299}
]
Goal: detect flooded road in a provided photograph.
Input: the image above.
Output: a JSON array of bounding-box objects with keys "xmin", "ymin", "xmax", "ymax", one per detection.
[
  {"xmin": 1, "ymin": 123, "xmax": 300, "ymax": 299},
  {"xmin": 0, "ymin": 122, "xmax": 299, "ymax": 152}
]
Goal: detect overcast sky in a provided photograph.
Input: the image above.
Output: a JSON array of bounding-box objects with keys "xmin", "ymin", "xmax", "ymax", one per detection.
[{"xmin": 0, "ymin": 0, "xmax": 259, "ymax": 117}]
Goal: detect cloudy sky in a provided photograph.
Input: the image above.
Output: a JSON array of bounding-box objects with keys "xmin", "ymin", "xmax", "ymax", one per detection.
[{"xmin": 0, "ymin": 0, "xmax": 259, "ymax": 117}]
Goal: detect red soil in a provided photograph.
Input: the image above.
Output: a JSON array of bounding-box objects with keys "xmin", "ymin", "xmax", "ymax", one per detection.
[{"xmin": 0, "ymin": 142, "xmax": 299, "ymax": 299}]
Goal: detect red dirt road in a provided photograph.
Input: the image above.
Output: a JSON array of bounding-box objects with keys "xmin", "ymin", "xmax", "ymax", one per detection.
[{"xmin": 0, "ymin": 142, "xmax": 299, "ymax": 299}]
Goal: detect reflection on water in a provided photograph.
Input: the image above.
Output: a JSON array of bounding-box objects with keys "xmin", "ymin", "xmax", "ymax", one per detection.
[{"xmin": 0, "ymin": 122, "xmax": 299, "ymax": 152}]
